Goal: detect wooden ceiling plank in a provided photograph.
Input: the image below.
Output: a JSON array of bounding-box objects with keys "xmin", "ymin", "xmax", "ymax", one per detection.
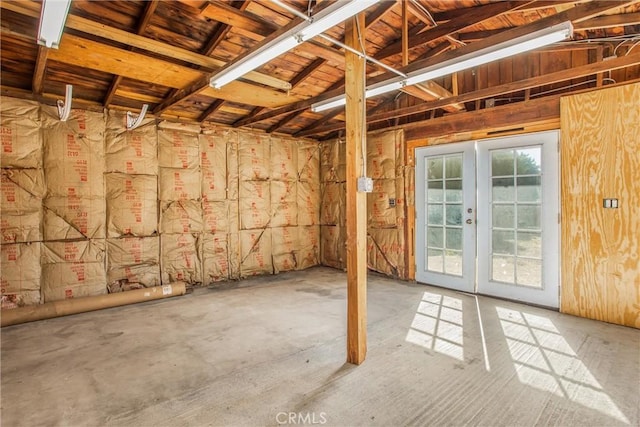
[
  {"xmin": 32, "ymin": 46, "xmax": 49, "ymax": 95},
  {"xmin": 296, "ymin": 51, "xmax": 640, "ymax": 137},
  {"xmin": 104, "ymin": 0, "xmax": 159, "ymax": 107},
  {"xmin": 574, "ymin": 11, "xmax": 640, "ymax": 30},
  {"xmin": 198, "ymin": 99, "xmax": 226, "ymax": 122},
  {"xmin": 375, "ymin": 1, "xmax": 528, "ymax": 60}
]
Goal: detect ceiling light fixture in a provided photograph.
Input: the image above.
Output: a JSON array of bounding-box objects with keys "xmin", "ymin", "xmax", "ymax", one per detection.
[
  {"xmin": 311, "ymin": 21, "xmax": 574, "ymax": 112},
  {"xmin": 37, "ymin": 0, "xmax": 72, "ymax": 49},
  {"xmin": 209, "ymin": 0, "xmax": 380, "ymax": 90}
]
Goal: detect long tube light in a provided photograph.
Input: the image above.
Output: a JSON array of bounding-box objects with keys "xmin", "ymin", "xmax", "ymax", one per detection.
[
  {"xmin": 37, "ymin": 0, "xmax": 72, "ymax": 49},
  {"xmin": 209, "ymin": 0, "xmax": 379, "ymax": 90},
  {"xmin": 311, "ymin": 21, "xmax": 574, "ymax": 112}
]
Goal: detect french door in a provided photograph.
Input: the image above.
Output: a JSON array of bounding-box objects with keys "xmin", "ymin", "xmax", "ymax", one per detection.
[{"xmin": 415, "ymin": 131, "xmax": 559, "ymax": 308}]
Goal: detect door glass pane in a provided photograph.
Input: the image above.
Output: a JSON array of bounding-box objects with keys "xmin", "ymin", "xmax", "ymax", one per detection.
[
  {"xmin": 445, "ymin": 179, "xmax": 462, "ymax": 202},
  {"xmin": 445, "ymin": 251, "xmax": 463, "ymax": 276},
  {"xmin": 517, "ymin": 176, "xmax": 541, "ymax": 202},
  {"xmin": 445, "ymin": 156, "xmax": 462, "ymax": 178},
  {"xmin": 427, "ymin": 249, "xmax": 443, "ymax": 273},
  {"xmin": 492, "ymin": 255, "xmax": 515, "ymax": 283},
  {"xmin": 516, "ymin": 258, "xmax": 541, "ymax": 287},
  {"xmin": 490, "ymin": 146, "xmax": 543, "ymax": 289},
  {"xmin": 445, "ymin": 205, "xmax": 462, "ymax": 225},
  {"xmin": 517, "ymin": 205, "xmax": 540, "ymax": 230},
  {"xmin": 446, "ymin": 228, "xmax": 462, "ymax": 250},
  {"xmin": 427, "ymin": 158, "xmax": 443, "ymax": 180},
  {"xmin": 427, "ymin": 204, "xmax": 443, "ymax": 225},
  {"xmin": 517, "ymin": 232, "xmax": 541, "ymax": 257},
  {"xmin": 492, "ymin": 230, "xmax": 515, "ymax": 255},
  {"xmin": 491, "ymin": 150, "xmax": 514, "ymax": 176},
  {"xmin": 492, "ymin": 204, "xmax": 514, "ymax": 228},
  {"xmin": 492, "ymin": 178, "xmax": 515, "ymax": 201},
  {"xmin": 427, "ymin": 227, "xmax": 443, "ymax": 248},
  {"xmin": 428, "ymin": 180, "xmax": 443, "ymax": 202},
  {"xmin": 516, "ymin": 148, "xmax": 541, "ymax": 175}
]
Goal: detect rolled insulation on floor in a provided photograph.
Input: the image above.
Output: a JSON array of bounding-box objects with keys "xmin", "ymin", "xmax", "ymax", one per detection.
[{"xmin": 1, "ymin": 282, "xmax": 186, "ymax": 327}]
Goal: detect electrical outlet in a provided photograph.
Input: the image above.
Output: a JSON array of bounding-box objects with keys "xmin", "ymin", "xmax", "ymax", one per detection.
[
  {"xmin": 389, "ymin": 198, "xmax": 396, "ymax": 207},
  {"xmin": 357, "ymin": 176, "xmax": 373, "ymax": 193}
]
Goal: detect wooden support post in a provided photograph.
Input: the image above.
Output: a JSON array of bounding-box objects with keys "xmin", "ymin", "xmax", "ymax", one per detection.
[{"xmin": 345, "ymin": 14, "xmax": 367, "ymax": 365}]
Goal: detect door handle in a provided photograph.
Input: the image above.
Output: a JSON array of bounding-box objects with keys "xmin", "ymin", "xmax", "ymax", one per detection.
[{"xmin": 466, "ymin": 218, "xmax": 473, "ymax": 224}]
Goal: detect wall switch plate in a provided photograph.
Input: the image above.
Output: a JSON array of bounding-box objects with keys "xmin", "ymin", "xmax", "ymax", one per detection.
[
  {"xmin": 357, "ymin": 176, "xmax": 373, "ymax": 193},
  {"xmin": 603, "ymin": 198, "xmax": 619, "ymax": 208}
]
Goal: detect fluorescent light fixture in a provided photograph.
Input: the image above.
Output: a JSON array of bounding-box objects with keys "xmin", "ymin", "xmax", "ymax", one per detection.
[
  {"xmin": 311, "ymin": 21, "xmax": 573, "ymax": 112},
  {"xmin": 297, "ymin": 0, "xmax": 380, "ymax": 42},
  {"xmin": 210, "ymin": 0, "xmax": 380, "ymax": 90},
  {"xmin": 37, "ymin": 0, "xmax": 72, "ymax": 49},
  {"xmin": 312, "ymin": 78, "xmax": 405, "ymax": 112},
  {"xmin": 404, "ymin": 22, "xmax": 573, "ymax": 87}
]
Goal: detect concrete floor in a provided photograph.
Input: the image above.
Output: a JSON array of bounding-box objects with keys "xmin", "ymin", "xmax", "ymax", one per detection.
[{"xmin": 1, "ymin": 266, "xmax": 639, "ymax": 426}]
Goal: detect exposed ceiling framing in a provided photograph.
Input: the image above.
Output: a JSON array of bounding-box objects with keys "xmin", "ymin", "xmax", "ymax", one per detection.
[{"xmin": 1, "ymin": 0, "xmax": 639, "ymax": 139}]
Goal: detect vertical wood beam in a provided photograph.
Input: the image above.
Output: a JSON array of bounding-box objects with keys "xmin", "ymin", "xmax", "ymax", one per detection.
[
  {"xmin": 345, "ymin": 14, "xmax": 367, "ymax": 365},
  {"xmin": 402, "ymin": 0, "xmax": 409, "ymax": 67}
]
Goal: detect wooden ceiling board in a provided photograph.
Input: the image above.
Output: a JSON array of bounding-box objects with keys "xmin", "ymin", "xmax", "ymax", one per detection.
[{"xmin": 70, "ymin": 0, "xmax": 142, "ymax": 32}]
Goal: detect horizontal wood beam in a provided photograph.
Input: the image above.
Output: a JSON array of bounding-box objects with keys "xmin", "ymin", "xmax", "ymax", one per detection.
[
  {"xmin": 404, "ymin": 94, "xmax": 561, "ymax": 140},
  {"xmin": 296, "ymin": 52, "xmax": 640, "ymax": 137},
  {"xmin": 574, "ymin": 11, "xmax": 640, "ymax": 30}
]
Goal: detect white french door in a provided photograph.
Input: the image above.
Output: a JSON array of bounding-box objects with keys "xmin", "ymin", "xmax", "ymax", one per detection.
[
  {"xmin": 415, "ymin": 131, "xmax": 560, "ymax": 308},
  {"xmin": 415, "ymin": 141, "xmax": 476, "ymax": 293}
]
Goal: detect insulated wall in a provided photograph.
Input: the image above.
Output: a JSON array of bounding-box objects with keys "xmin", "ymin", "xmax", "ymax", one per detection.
[
  {"xmin": 0, "ymin": 97, "xmax": 321, "ymax": 309},
  {"xmin": 319, "ymin": 129, "xmax": 409, "ymax": 278}
]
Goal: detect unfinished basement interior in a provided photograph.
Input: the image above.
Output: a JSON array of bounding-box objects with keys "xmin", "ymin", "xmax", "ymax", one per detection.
[{"xmin": 1, "ymin": 0, "xmax": 639, "ymax": 426}]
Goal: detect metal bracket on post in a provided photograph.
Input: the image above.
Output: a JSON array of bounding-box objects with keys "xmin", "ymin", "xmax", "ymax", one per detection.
[
  {"xmin": 126, "ymin": 104, "xmax": 149, "ymax": 131},
  {"xmin": 57, "ymin": 84, "xmax": 73, "ymax": 121}
]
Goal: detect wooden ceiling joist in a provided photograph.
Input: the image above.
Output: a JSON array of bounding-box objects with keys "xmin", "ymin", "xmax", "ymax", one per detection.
[{"xmin": 198, "ymin": 98, "xmax": 225, "ymax": 122}]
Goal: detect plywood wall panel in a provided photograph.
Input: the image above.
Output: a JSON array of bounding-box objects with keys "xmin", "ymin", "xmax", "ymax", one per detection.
[{"xmin": 560, "ymin": 82, "xmax": 640, "ymax": 328}]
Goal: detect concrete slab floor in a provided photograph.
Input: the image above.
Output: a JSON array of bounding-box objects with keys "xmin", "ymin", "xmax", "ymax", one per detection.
[{"xmin": 1, "ymin": 266, "xmax": 639, "ymax": 427}]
